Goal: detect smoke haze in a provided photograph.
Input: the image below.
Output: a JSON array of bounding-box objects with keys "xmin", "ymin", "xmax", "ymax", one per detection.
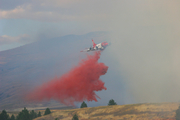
[{"xmin": 108, "ymin": 0, "xmax": 180, "ymax": 103}]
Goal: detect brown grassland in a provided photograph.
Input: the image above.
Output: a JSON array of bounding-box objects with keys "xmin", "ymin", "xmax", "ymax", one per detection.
[{"xmin": 32, "ymin": 102, "xmax": 179, "ymax": 120}]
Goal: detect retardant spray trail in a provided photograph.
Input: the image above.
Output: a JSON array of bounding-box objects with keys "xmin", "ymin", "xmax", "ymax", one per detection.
[{"xmin": 27, "ymin": 51, "xmax": 108, "ymax": 105}]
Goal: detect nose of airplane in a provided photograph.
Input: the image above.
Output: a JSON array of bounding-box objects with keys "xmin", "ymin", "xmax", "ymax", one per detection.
[{"xmin": 102, "ymin": 42, "xmax": 109, "ymax": 46}]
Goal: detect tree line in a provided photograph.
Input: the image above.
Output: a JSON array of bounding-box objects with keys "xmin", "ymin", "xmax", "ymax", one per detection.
[
  {"xmin": 0, "ymin": 107, "xmax": 51, "ymax": 120},
  {"xmin": 0, "ymin": 99, "xmax": 117, "ymax": 120}
]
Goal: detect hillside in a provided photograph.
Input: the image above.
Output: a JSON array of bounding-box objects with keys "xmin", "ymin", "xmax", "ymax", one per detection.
[
  {"xmin": 0, "ymin": 31, "xmax": 109, "ymax": 110},
  {"xmin": 34, "ymin": 102, "xmax": 179, "ymax": 120}
]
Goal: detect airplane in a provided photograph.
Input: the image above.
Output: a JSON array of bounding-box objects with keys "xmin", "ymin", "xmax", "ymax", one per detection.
[{"xmin": 81, "ymin": 39, "xmax": 109, "ymax": 52}]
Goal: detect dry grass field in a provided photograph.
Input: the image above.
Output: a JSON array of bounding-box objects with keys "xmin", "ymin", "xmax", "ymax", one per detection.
[{"xmin": 33, "ymin": 102, "xmax": 179, "ymax": 120}]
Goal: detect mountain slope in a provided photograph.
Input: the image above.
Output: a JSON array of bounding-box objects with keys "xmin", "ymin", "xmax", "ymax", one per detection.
[{"xmin": 0, "ymin": 31, "xmax": 109, "ymax": 110}]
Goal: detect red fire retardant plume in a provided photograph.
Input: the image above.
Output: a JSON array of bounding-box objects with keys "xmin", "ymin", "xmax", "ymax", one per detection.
[{"xmin": 27, "ymin": 51, "xmax": 108, "ymax": 105}]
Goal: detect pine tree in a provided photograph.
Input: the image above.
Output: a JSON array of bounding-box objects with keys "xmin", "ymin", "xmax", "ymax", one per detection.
[
  {"xmin": 30, "ymin": 110, "xmax": 37, "ymax": 119},
  {"xmin": 108, "ymin": 99, "xmax": 117, "ymax": 105},
  {"xmin": 10, "ymin": 115, "xmax": 15, "ymax": 120},
  {"xmin": 72, "ymin": 114, "xmax": 79, "ymax": 120},
  {"xmin": 80, "ymin": 101, "xmax": 87, "ymax": 108},
  {"xmin": 16, "ymin": 107, "xmax": 30, "ymax": 120},
  {"xmin": 37, "ymin": 111, "xmax": 41, "ymax": 117},
  {"xmin": 0, "ymin": 110, "xmax": 9, "ymax": 120},
  {"xmin": 44, "ymin": 108, "xmax": 51, "ymax": 115},
  {"xmin": 176, "ymin": 105, "xmax": 180, "ymax": 120}
]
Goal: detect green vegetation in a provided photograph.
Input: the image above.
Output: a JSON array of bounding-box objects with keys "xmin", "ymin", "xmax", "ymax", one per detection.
[
  {"xmin": 16, "ymin": 107, "xmax": 31, "ymax": 120},
  {"xmin": 44, "ymin": 108, "xmax": 51, "ymax": 115},
  {"xmin": 0, "ymin": 110, "xmax": 9, "ymax": 120},
  {"xmin": 72, "ymin": 114, "xmax": 79, "ymax": 120},
  {"xmin": 108, "ymin": 99, "xmax": 117, "ymax": 105},
  {"xmin": 0, "ymin": 107, "xmax": 49, "ymax": 120},
  {"xmin": 10, "ymin": 115, "xmax": 15, "ymax": 120},
  {"xmin": 80, "ymin": 101, "xmax": 87, "ymax": 108},
  {"xmin": 0, "ymin": 110, "xmax": 17, "ymax": 120},
  {"xmin": 176, "ymin": 105, "xmax": 180, "ymax": 120},
  {"xmin": 37, "ymin": 111, "xmax": 41, "ymax": 117},
  {"xmin": 30, "ymin": 110, "xmax": 37, "ymax": 119}
]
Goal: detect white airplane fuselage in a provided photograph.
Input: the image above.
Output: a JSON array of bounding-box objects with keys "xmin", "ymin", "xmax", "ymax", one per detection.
[{"xmin": 81, "ymin": 40, "xmax": 109, "ymax": 52}]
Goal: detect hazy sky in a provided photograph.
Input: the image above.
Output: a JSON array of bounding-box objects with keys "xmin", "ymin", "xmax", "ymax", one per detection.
[
  {"xmin": 0, "ymin": 0, "xmax": 114, "ymax": 51},
  {"xmin": 109, "ymin": 0, "xmax": 180, "ymax": 103},
  {"xmin": 1, "ymin": 0, "xmax": 180, "ymax": 105}
]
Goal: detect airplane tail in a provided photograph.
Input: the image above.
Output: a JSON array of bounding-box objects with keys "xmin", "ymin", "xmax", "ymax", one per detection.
[{"xmin": 92, "ymin": 39, "xmax": 96, "ymax": 48}]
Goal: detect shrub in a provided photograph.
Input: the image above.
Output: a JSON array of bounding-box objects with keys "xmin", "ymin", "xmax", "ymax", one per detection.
[
  {"xmin": 80, "ymin": 101, "xmax": 87, "ymax": 108},
  {"xmin": 72, "ymin": 114, "xmax": 79, "ymax": 120},
  {"xmin": 44, "ymin": 108, "xmax": 51, "ymax": 115},
  {"xmin": 176, "ymin": 105, "xmax": 180, "ymax": 120},
  {"xmin": 108, "ymin": 99, "xmax": 117, "ymax": 105}
]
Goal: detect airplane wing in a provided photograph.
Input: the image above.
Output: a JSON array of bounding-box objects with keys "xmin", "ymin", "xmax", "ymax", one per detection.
[
  {"xmin": 80, "ymin": 46, "xmax": 95, "ymax": 52},
  {"xmin": 80, "ymin": 48, "xmax": 90, "ymax": 52}
]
